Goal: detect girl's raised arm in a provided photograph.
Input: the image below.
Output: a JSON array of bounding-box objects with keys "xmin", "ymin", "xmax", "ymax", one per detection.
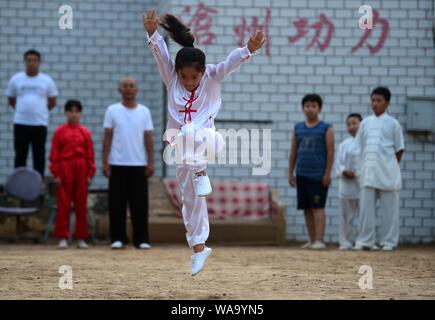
[
  {"xmin": 209, "ymin": 31, "xmax": 265, "ymax": 82},
  {"xmin": 143, "ymin": 9, "xmax": 175, "ymax": 87}
]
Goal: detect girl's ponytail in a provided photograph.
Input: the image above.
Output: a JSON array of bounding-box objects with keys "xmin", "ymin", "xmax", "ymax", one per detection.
[
  {"xmin": 161, "ymin": 14, "xmax": 206, "ymax": 73},
  {"xmin": 160, "ymin": 14, "xmax": 195, "ymax": 48}
]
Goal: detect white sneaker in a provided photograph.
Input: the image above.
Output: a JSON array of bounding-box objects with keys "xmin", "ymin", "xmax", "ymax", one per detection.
[
  {"xmin": 76, "ymin": 239, "xmax": 88, "ymax": 249},
  {"xmin": 310, "ymin": 241, "xmax": 327, "ymax": 250},
  {"xmin": 300, "ymin": 241, "xmax": 312, "ymax": 249},
  {"xmin": 58, "ymin": 239, "xmax": 68, "ymax": 249},
  {"xmin": 339, "ymin": 245, "xmax": 353, "ymax": 251},
  {"xmin": 353, "ymin": 244, "xmax": 362, "ymax": 251},
  {"xmin": 382, "ymin": 245, "xmax": 395, "ymax": 251},
  {"xmin": 138, "ymin": 243, "xmax": 151, "ymax": 249},
  {"xmin": 193, "ymin": 174, "xmax": 212, "ymax": 197},
  {"xmin": 111, "ymin": 241, "xmax": 125, "ymax": 249},
  {"xmin": 191, "ymin": 247, "xmax": 212, "ymax": 276}
]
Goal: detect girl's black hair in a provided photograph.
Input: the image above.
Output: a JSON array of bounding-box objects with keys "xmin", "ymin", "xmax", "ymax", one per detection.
[
  {"xmin": 160, "ymin": 14, "xmax": 206, "ymax": 73},
  {"xmin": 64, "ymin": 99, "xmax": 83, "ymax": 112}
]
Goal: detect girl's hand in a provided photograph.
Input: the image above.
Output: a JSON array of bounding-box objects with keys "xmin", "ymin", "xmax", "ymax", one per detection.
[
  {"xmin": 143, "ymin": 9, "xmax": 159, "ymax": 36},
  {"xmin": 54, "ymin": 178, "xmax": 61, "ymax": 186},
  {"xmin": 247, "ymin": 31, "xmax": 266, "ymax": 53},
  {"xmin": 87, "ymin": 178, "xmax": 92, "ymax": 186}
]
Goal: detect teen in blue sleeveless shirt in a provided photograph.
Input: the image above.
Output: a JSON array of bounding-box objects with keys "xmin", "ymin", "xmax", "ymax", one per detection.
[{"xmin": 289, "ymin": 94, "xmax": 335, "ymax": 250}]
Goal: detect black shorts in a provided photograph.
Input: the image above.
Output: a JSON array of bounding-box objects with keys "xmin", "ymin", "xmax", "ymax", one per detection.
[{"xmin": 296, "ymin": 175, "xmax": 329, "ymax": 210}]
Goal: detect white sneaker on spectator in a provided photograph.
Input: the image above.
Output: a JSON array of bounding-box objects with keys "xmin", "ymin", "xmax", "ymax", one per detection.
[
  {"xmin": 310, "ymin": 241, "xmax": 327, "ymax": 250},
  {"xmin": 138, "ymin": 243, "xmax": 151, "ymax": 249},
  {"xmin": 382, "ymin": 245, "xmax": 395, "ymax": 251},
  {"xmin": 194, "ymin": 174, "xmax": 212, "ymax": 197},
  {"xmin": 58, "ymin": 239, "xmax": 68, "ymax": 249},
  {"xmin": 339, "ymin": 245, "xmax": 353, "ymax": 251},
  {"xmin": 191, "ymin": 247, "xmax": 212, "ymax": 276},
  {"xmin": 111, "ymin": 241, "xmax": 125, "ymax": 249},
  {"xmin": 76, "ymin": 240, "xmax": 88, "ymax": 249},
  {"xmin": 300, "ymin": 242, "xmax": 312, "ymax": 249}
]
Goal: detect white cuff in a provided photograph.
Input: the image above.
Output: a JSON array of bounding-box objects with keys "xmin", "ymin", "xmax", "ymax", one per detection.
[
  {"xmin": 242, "ymin": 45, "xmax": 254, "ymax": 57},
  {"xmin": 147, "ymin": 30, "xmax": 161, "ymax": 45}
]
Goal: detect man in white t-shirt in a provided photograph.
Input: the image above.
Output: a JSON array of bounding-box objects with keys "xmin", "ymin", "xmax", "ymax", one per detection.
[
  {"xmin": 103, "ymin": 77, "xmax": 154, "ymax": 249},
  {"xmin": 5, "ymin": 49, "xmax": 58, "ymax": 177}
]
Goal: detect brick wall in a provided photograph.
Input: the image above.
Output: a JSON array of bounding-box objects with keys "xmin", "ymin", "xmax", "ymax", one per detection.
[
  {"xmin": 0, "ymin": 0, "xmax": 168, "ymax": 186},
  {"xmin": 166, "ymin": 0, "xmax": 435, "ymax": 243},
  {"xmin": 1, "ymin": 0, "xmax": 434, "ymax": 243}
]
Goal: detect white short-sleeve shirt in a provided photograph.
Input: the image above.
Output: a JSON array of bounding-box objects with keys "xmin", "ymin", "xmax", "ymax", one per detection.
[
  {"xmin": 355, "ymin": 113, "xmax": 405, "ymax": 191},
  {"xmin": 103, "ymin": 102, "xmax": 154, "ymax": 166},
  {"xmin": 5, "ymin": 71, "xmax": 58, "ymax": 126}
]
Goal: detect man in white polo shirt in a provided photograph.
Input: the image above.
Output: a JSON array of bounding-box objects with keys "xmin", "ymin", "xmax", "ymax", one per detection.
[
  {"xmin": 102, "ymin": 77, "xmax": 154, "ymax": 250},
  {"xmin": 5, "ymin": 49, "xmax": 58, "ymax": 177}
]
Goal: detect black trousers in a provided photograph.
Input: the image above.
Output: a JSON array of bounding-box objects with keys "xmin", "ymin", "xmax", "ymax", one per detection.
[
  {"xmin": 109, "ymin": 165, "xmax": 149, "ymax": 246},
  {"xmin": 14, "ymin": 124, "xmax": 47, "ymax": 177}
]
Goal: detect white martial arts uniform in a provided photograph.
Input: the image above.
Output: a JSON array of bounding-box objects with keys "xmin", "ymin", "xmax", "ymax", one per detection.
[
  {"xmin": 147, "ymin": 30, "xmax": 253, "ymax": 247},
  {"xmin": 354, "ymin": 113, "xmax": 405, "ymax": 248},
  {"xmin": 334, "ymin": 136, "xmax": 360, "ymax": 248}
]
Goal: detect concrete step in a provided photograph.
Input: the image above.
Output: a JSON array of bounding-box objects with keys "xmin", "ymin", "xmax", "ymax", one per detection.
[
  {"xmin": 0, "ymin": 176, "xmax": 282, "ymax": 245},
  {"xmin": 92, "ymin": 215, "xmax": 279, "ymax": 245}
]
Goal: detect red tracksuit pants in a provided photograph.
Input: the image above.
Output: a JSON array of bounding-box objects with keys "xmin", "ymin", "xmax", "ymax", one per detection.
[{"xmin": 54, "ymin": 157, "xmax": 89, "ymax": 240}]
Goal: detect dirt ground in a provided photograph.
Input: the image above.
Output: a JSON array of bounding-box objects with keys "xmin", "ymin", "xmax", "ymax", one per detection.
[{"xmin": 0, "ymin": 243, "xmax": 434, "ymax": 300}]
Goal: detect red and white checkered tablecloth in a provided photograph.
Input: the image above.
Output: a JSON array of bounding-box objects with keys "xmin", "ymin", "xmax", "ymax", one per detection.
[{"xmin": 163, "ymin": 178, "xmax": 275, "ymax": 220}]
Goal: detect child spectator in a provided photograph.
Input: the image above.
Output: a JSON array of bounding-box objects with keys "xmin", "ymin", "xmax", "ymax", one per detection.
[
  {"xmin": 354, "ymin": 87, "xmax": 404, "ymax": 251},
  {"xmin": 289, "ymin": 94, "xmax": 334, "ymax": 250},
  {"xmin": 334, "ymin": 113, "xmax": 362, "ymax": 250},
  {"xmin": 50, "ymin": 99, "xmax": 95, "ymax": 249}
]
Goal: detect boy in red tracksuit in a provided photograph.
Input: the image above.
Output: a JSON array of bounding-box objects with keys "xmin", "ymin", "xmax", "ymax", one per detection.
[{"xmin": 49, "ymin": 99, "xmax": 96, "ymax": 249}]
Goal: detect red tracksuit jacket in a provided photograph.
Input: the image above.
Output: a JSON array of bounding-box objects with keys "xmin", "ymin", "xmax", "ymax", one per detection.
[{"xmin": 49, "ymin": 123, "xmax": 96, "ymax": 239}]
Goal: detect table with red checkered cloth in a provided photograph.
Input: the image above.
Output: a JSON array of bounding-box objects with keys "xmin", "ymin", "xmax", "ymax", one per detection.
[{"xmin": 163, "ymin": 178, "xmax": 278, "ymax": 220}]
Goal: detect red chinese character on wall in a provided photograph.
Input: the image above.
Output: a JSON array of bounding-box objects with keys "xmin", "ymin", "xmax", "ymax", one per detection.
[
  {"xmin": 351, "ymin": 9, "xmax": 389, "ymax": 55},
  {"xmin": 234, "ymin": 7, "xmax": 272, "ymax": 57},
  {"xmin": 181, "ymin": 2, "xmax": 218, "ymax": 45},
  {"xmin": 288, "ymin": 13, "xmax": 335, "ymax": 52}
]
